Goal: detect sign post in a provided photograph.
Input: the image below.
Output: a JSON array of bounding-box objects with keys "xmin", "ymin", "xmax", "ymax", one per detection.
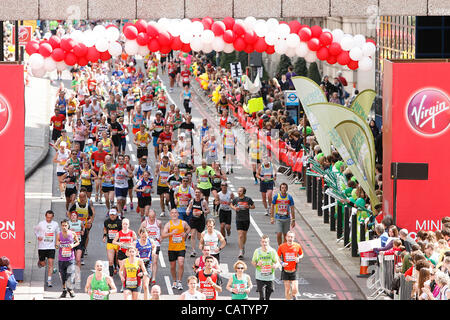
[{"xmin": 284, "ymin": 90, "xmax": 300, "ymax": 125}]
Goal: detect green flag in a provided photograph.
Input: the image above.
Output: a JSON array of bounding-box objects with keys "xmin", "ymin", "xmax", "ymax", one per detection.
[{"xmin": 292, "ymin": 76, "xmax": 331, "ymax": 156}]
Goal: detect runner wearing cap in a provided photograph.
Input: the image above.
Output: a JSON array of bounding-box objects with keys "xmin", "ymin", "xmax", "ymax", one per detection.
[{"xmin": 103, "ymin": 207, "xmax": 122, "ymax": 277}]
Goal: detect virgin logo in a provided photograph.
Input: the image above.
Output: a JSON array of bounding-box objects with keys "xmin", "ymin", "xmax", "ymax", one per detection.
[
  {"xmin": 407, "ymin": 89, "xmax": 450, "ymax": 135},
  {"xmin": 0, "ymin": 95, "xmax": 10, "ymax": 135}
]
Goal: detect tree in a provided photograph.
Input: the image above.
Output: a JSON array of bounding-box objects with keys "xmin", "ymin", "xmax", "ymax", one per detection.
[
  {"xmin": 307, "ymin": 62, "xmax": 322, "ymax": 85},
  {"xmin": 219, "ymin": 52, "xmax": 237, "ymax": 72},
  {"xmin": 276, "ymin": 54, "xmax": 292, "ymax": 77},
  {"xmin": 294, "ymin": 57, "xmax": 308, "ymax": 77},
  {"xmin": 237, "ymin": 51, "xmax": 249, "ymax": 71}
]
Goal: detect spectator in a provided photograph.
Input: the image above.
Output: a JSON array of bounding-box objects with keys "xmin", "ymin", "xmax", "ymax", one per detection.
[
  {"xmin": 285, "ymin": 66, "xmax": 297, "ymax": 90},
  {"xmin": 0, "ymin": 256, "xmax": 17, "ymax": 300},
  {"xmin": 399, "ymin": 229, "xmax": 416, "ymax": 252}
]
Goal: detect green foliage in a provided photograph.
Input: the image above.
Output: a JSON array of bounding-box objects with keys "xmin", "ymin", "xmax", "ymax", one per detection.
[
  {"xmin": 237, "ymin": 51, "xmax": 249, "ymax": 70},
  {"xmin": 219, "ymin": 52, "xmax": 237, "ymax": 72},
  {"xmin": 276, "ymin": 54, "xmax": 292, "ymax": 77},
  {"xmin": 307, "ymin": 62, "xmax": 322, "ymax": 85},
  {"xmin": 294, "ymin": 57, "xmax": 308, "ymax": 77}
]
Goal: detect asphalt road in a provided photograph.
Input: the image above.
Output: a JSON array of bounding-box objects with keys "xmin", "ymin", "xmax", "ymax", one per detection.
[{"xmin": 41, "ymin": 61, "xmax": 364, "ymax": 300}]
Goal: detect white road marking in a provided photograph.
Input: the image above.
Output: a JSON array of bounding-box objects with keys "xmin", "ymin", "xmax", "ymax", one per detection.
[
  {"xmin": 250, "ymin": 216, "xmax": 264, "ymax": 237},
  {"xmin": 159, "ymin": 250, "xmax": 166, "ymax": 268},
  {"xmin": 131, "ymin": 154, "xmax": 137, "ymax": 162},
  {"xmin": 127, "ymin": 143, "xmax": 133, "ymax": 152},
  {"xmin": 164, "ymin": 276, "xmax": 174, "ymax": 295}
]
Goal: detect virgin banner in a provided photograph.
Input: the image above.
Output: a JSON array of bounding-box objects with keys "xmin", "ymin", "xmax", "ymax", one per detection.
[{"xmin": 0, "ymin": 64, "xmax": 25, "ymax": 273}]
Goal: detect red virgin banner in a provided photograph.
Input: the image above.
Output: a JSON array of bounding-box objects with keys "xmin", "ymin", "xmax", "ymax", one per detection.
[
  {"xmin": 383, "ymin": 60, "xmax": 450, "ymax": 237},
  {"xmin": 0, "ymin": 64, "xmax": 25, "ymax": 273}
]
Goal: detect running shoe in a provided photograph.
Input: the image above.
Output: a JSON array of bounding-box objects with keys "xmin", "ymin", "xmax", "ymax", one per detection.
[
  {"xmin": 68, "ymin": 289, "xmax": 75, "ymax": 298},
  {"xmin": 123, "ymin": 205, "xmax": 127, "ymax": 212},
  {"xmin": 47, "ymin": 280, "xmax": 53, "ymax": 287},
  {"xmin": 176, "ymin": 281, "xmax": 183, "ymax": 290},
  {"xmin": 130, "ymin": 203, "xmax": 134, "ymax": 210},
  {"xmin": 53, "ymin": 268, "xmax": 58, "ymax": 274},
  {"xmin": 172, "ymin": 282, "xmax": 177, "ymax": 289},
  {"xmin": 190, "ymin": 251, "xmax": 196, "ymax": 257},
  {"xmin": 84, "ymin": 249, "xmax": 88, "ymax": 256},
  {"xmin": 254, "ymin": 180, "xmax": 258, "ymax": 185},
  {"xmin": 238, "ymin": 250, "xmax": 244, "ymax": 260},
  {"xmin": 265, "ymin": 209, "xmax": 270, "ymax": 216},
  {"xmin": 160, "ymin": 211, "xmax": 165, "ymax": 217},
  {"xmin": 60, "ymin": 290, "xmax": 67, "ymax": 298}
]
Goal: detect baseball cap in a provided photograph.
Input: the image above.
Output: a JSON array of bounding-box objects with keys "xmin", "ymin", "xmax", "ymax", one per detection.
[
  {"xmin": 179, "ymin": 133, "xmax": 185, "ymax": 138},
  {"xmin": 60, "ymin": 141, "xmax": 67, "ymax": 148},
  {"xmin": 87, "ymin": 139, "xmax": 93, "ymax": 144}
]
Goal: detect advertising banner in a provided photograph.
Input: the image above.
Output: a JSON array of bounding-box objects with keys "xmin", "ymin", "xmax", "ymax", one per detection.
[
  {"xmin": 0, "ymin": 64, "xmax": 25, "ymax": 273},
  {"xmin": 349, "ymin": 89, "xmax": 376, "ymax": 120},
  {"xmin": 383, "ymin": 60, "xmax": 450, "ymax": 237}
]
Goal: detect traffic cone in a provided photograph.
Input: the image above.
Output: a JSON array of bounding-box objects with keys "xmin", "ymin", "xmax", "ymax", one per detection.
[{"xmin": 357, "ymin": 257, "xmax": 370, "ymax": 278}]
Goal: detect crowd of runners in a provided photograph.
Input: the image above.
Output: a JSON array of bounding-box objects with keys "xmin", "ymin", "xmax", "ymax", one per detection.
[{"xmin": 33, "ymin": 36, "xmax": 305, "ymax": 300}]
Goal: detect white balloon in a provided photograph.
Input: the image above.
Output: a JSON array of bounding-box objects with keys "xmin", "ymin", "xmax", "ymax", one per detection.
[
  {"xmin": 285, "ymin": 47, "xmax": 296, "ymax": 58},
  {"xmin": 223, "ymin": 42, "xmax": 234, "ymax": 53},
  {"xmin": 105, "ymin": 27, "xmax": 120, "ymax": 42},
  {"xmin": 322, "ymin": 28, "xmax": 331, "ymax": 33},
  {"xmin": 83, "ymin": 30, "xmax": 97, "ymax": 47},
  {"xmin": 340, "ymin": 34, "xmax": 354, "ymax": 51},
  {"xmin": 295, "ymin": 42, "xmax": 309, "ymax": 57},
  {"xmin": 56, "ymin": 61, "xmax": 67, "ymax": 72},
  {"xmin": 212, "ymin": 36, "xmax": 225, "ymax": 52},
  {"xmin": 201, "ymin": 30, "xmax": 215, "ymax": 44},
  {"xmin": 70, "ymin": 30, "xmax": 84, "ymax": 43},
  {"xmin": 362, "ymin": 42, "xmax": 376, "ymax": 57},
  {"xmin": 29, "ymin": 53, "xmax": 45, "ymax": 70},
  {"xmin": 276, "ymin": 23, "xmax": 291, "ymax": 37},
  {"xmin": 44, "ymin": 32, "xmax": 52, "ymax": 40},
  {"xmin": 266, "ymin": 18, "xmax": 279, "ymax": 30},
  {"xmin": 168, "ymin": 21, "xmax": 181, "ymax": 37},
  {"xmin": 137, "ymin": 45, "xmax": 150, "ymax": 57},
  {"xmin": 286, "ymin": 33, "xmax": 300, "ymax": 48},
  {"xmin": 305, "ymin": 51, "xmax": 316, "ymax": 63},
  {"xmin": 180, "ymin": 31, "xmax": 193, "ymax": 44},
  {"xmin": 202, "ymin": 42, "xmax": 213, "ymax": 54},
  {"xmin": 265, "ymin": 32, "xmax": 278, "ymax": 46},
  {"xmin": 349, "ymin": 47, "xmax": 363, "ymax": 61},
  {"xmin": 31, "ymin": 67, "xmax": 47, "ymax": 78},
  {"xmin": 95, "ymin": 37, "xmax": 109, "ymax": 52},
  {"xmin": 254, "ymin": 19, "xmax": 268, "ymax": 37},
  {"xmin": 353, "ymin": 34, "xmax": 366, "ymax": 48},
  {"xmin": 44, "ymin": 57, "xmax": 56, "ymax": 72},
  {"xmin": 108, "ymin": 41, "xmax": 123, "ymax": 57},
  {"xmin": 124, "ymin": 40, "xmax": 139, "ymax": 55},
  {"xmin": 191, "ymin": 21, "xmax": 204, "ymax": 35},
  {"xmin": 93, "ymin": 24, "xmax": 106, "ymax": 35},
  {"xmin": 244, "ymin": 16, "xmax": 257, "ymax": 30},
  {"xmin": 274, "ymin": 40, "xmax": 287, "ymax": 55},
  {"xmin": 331, "ymin": 29, "xmax": 344, "ymax": 43},
  {"xmin": 190, "ymin": 37, "xmax": 203, "ymax": 52},
  {"xmin": 359, "ymin": 57, "xmax": 373, "ymax": 71}
]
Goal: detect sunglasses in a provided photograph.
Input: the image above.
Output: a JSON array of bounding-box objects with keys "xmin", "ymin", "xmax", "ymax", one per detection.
[{"xmin": 236, "ymin": 267, "xmax": 244, "ymax": 270}]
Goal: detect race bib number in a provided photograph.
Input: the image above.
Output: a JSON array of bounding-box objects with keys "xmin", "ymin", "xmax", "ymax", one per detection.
[
  {"xmin": 108, "ymin": 230, "xmax": 118, "ymax": 240},
  {"xmin": 44, "ymin": 232, "xmax": 55, "ymax": 243},
  {"xmin": 261, "ymin": 264, "xmax": 272, "ymax": 276},
  {"xmin": 96, "ymin": 160, "xmax": 103, "ymax": 167},
  {"xmin": 126, "ymin": 277, "xmax": 138, "ymax": 288},
  {"xmin": 285, "ymin": 252, "xmax": 296, "ymax": 262},
  {"xmin": 199, "ymin": 175, "xmax": 209, "ymax": 183},
  {"xmin": 172, "ymin": 234, "xmax": 182, "ymax": 243},
  {"xmin": 193, "ymin": 208, "xmax": 203, "ymax": 217},
  {"xmin": 61, "ymin": 245, "xmax": 72, "ymax": 258},
  {"xmin": 277, "ymin": 204, "xmax": 288, "ymax": 215},
  {"xmin": 92, "ymin": 290, "xmax": 107, "ymax": 300}
]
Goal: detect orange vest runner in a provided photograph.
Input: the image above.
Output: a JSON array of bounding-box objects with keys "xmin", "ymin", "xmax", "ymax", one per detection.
[{"xmin": 168, "ymin": 220, "xmax": 185, "ymax": 251}]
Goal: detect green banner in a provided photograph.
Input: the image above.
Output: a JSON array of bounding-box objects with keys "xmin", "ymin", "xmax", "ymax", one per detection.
[
  {"xmin": 349, "ymin": 89, "xmax": 376, "ymax": 120},
  {"xmin": 292, "ymin": 76, "xmax": 331, "ymax": 156},
  {"xmin": 307, "ymin": 102, "xmax": 379, "ymax": 207}
]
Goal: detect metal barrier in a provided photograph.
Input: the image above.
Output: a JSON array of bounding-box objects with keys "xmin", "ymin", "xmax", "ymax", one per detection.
[{"xmin": 397, "ymin": 274, "xmax": 414, "ymax": 300}]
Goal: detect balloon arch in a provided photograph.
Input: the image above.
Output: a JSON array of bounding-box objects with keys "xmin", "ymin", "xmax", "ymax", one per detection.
[{"xmin": 25, "ymin": 17, "xmax": 376, "ymax": 77}]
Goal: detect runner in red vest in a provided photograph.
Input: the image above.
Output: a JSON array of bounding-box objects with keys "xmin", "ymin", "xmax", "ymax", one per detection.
[{"xmin": 196, "ymin": 256, "xmax": 222, "ymax": 300}]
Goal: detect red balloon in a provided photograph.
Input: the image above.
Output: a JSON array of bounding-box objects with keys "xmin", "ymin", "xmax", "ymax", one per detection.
[
  {"xmin": 347, "ymin": 60, "xmax": 359, "ymax": 70},
  {"xmin": 73, "ymin": 43, "xmax": 88, "ymax": 57},
  {"xmin": 48, "ymin": 36, "xmax": 61, "ymax": 49},
  {"xmin": 244, "ymin": 43, "xmax": 254, "ymax": 54},
  {"xmin": 202, "ymin": 17, "xmax": 214, "ymax": 30},
  {"xmin": 181, "ymin": 43, "xmax": 191, "ymax": 53},
  {"xmin": 244, "ymin": 30, "xmax": 257, "ymax": 44},
  {"xmin": 279, "ymin": 21, "xmax": 288, "ymax": 25},
  {"xmin": 64, "ymin": 52, "xmax": 77, "ymax": 66},
  {"xmin": 254, "ymin": 37, "xmax": 267, "ymax": 53},
  {"xmin": 123, "ymin": 22, "xmax": 134, "ymax": 31},
  {"xmin": 136, "ymin": 32, "xmax": 149, "ymax": 46},
  {"xmin": 233, "ymin": 37, "xmax": 246, "ymax": 51},
  {"xmin": 124, "ymin": 25, "xmax": 138, "ymax": 40},
  {"xmin": 233, "ymin": 22, "xmax": 246, "ymax": 36},
  {"xmin": 319, "ymin": 31, "xmax": 333, "ymax": 46},
  {"xmin": 39, "ymin": 43, "xmax": 53, "ymax": 57},
  {"xmin": 298, "ymin": 27, "xmax": 312, "ymax": 42},
  {"xmin": 223, "ymin": 30, "xmax": 235, "ymax": 44},
  {"xmin": 135, "ymin": 19, "xmax": 148, "ymax": 33},
  {"xmin": 77, "ymin": 56, "xmax": 89, "ymax": 67},
  {"xmin": 310, "ymin": 25, "xmax": 323, "ymax": 38},
  {"xmin": 191, "ymin": 18, "xmax": 201, "ymax": 22},
  {"xmin": 147, "ymin": 24, "xmax": 159, "ymax": 38},
  {"xmin": 337, "ymin": 51, "xmax": 351, "ymax": 65},
  {"xmin": 326, "ymin": 55, "xmax": 337, "ymax": 65},
  {"xmin": 51, "ymin": 48, "xmax": 65, "ymax": 62},
  {"xmin": 211, "ymin": 21, "xmax": 226, "ymax": 37},
  {"xmin": 222, "ymin": 17, "xmax": 235, "ymax": 30},
  {"xmin": 106, "ymin": 24, "xmax": 117, "ymax": 29},
  {"xmin": 171, "ymin": 36, "xmax": 183, "ymax": 51},
  {"xmin": 307, "ymin": 38, "xmax": 320, "ymax": 51},
  {"xmin": 60, "ymin": 38, "xmax": 75, "ymax": 52},
  {"xmin": 288, "ymin": 21, "xmax": 302, "ymax": 34},
  {"xmin": 329, "ymin": 42, "xmax": 342, "ymax": 56},
  {"xmin": 316, "ymin": 47, "xmax": 329, "ymax": 61},
  {"xmin": 148, "ymin": 39, "xmax": 160, "ymax": 52},
  {"xmin": 160, "ymin": 46, "xmax": 172, "ymax": 54},
  {"xmin": 366, "ymin": 38, "xmax": 376, "ymax": 45},
  {"xmin": 158, "ymin": 31, "xmax": 172, "ymax": 47},
  {"xmin": 26, "ymin": 40, "xmax": 40, "ymax": 55},
  {"xmin": 99, "ymin": 51, "xmax": 111, "ymax": 61},
  {"xmin": 265, "ymin": 45, "xmax": 275, "ymax": 55},
  {"xmin": 86, "ymin": 47, "xmax": 100, "ymax": 63}
]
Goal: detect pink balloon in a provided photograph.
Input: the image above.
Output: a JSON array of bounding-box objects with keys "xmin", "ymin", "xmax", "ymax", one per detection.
[
  {"xmin": 73, "ymin": 43, "xmax": 88, "ymax": 57},
  {"xmin": 48, "ymin": 36, "xmax": 61, "ymax": 49},
  {"xmin": 39, "ymin": 43, "xmax": 53, "ymax": 57},
  {"xmin": 223, "ymin": 30, "xmax": 235, "ymax": 44},
  {"xmin": 298, "ymin": 27, "xmax": 312, "ymax": 42},
  {"xmin": 136, "ymin": 32, "xmax": 149, "ymax": 46},
  {"xmin": 211, "ymin": 21, "xmax": 226, "ymax": 37},
  {"xmin": 64, "ymin": 52, "xmax": 77, "ymax": 66},
  {"xmin": 60, "ymin": 38, "xmax": 75, "ymax": 52},
  {"xmin": 307, "ymin": 38, "xmax": 320, "ymax": 51},
  {"xmin": 51, "ymin": 48, "xmax": 65, "ymax": 62},
  {"xmin": 319, "ymin": 31, "xmax": 333, "ymax": 46},
  {"xmin": 222, "ymin": 17, "xmax": 235, "ymax": 30},
  {"xmin": 124, "ymin": 25, "xmax": 138, "ymax": 40},
  {"xmin": 329, "ymin": 42, "xmax": 342, "ymax": 56},
  {"xmin": 202, "ymin": 17, "xmax": 214, "ymax": 30},
  {"xmin": 147, "ymin": 24, "xmax": 159, "ymax": 38},
  {"xmin": 26, "ymin": 40, "xmax": 40, "ymax": 55},
  {"xmin": 135, "ymin": 19, "xmax": 148, "ymax": 33}
]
